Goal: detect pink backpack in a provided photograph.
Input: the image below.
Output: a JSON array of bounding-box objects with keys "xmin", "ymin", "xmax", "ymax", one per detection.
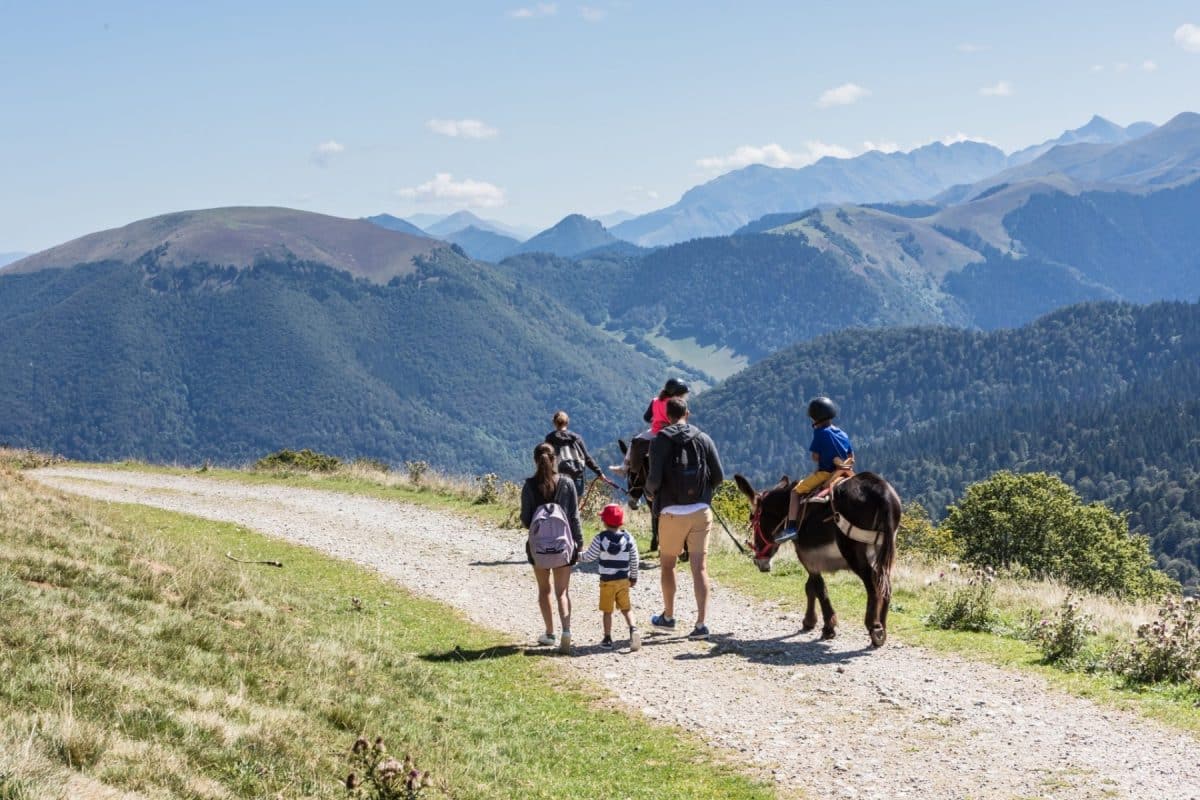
[{"xmin": 529, "ymin": 503, "xmax": 575, "ymax": 568}]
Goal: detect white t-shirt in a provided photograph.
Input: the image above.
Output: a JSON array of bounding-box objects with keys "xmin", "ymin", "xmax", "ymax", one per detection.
[{"xmin": 661, "ymin": 502, "xmax": 709, "ymax": 516}]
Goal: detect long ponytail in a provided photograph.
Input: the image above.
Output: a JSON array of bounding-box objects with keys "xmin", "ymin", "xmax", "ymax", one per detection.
[{"xmin": 533, "ymin": 442, "xmax": 557, "ymax": 499}]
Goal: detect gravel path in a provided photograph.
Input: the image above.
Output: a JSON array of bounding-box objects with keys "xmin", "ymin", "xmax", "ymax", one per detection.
[{"xmin": 31, "ymin": 467, "xmax": 1200, "ymax": 800}]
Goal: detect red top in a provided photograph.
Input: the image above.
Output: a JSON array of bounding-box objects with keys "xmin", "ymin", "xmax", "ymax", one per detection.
[{"xmin": 649, "ymin": 397, "xmax": 671, "ymax": 433}]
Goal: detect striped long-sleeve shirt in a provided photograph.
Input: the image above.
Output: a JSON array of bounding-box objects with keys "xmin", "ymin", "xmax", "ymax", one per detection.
[{"xmin": 578, "ymin": 528, "xmax": 639, "ymax": 582}]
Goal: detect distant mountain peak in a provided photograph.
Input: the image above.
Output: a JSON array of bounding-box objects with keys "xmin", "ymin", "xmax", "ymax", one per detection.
[{"xmin": 514, "ymin": 214, "xmax": 621, "ymax": 258}]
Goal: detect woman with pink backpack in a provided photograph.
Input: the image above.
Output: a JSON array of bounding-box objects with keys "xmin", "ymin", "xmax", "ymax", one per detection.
[{"xmin": 520, "ymin": 442, "xmax": 583, "ymax": 654}]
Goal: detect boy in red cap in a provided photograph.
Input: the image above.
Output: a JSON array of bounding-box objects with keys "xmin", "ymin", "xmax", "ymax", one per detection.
[{"xmin": 577, "ymin": 504, "xmax": 641, "ymax": 650}]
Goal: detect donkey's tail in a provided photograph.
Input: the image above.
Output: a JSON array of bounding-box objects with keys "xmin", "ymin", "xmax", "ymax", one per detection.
[{"xmin": 871, "ymin": 487, "xmax": 901, "ymax": 599}]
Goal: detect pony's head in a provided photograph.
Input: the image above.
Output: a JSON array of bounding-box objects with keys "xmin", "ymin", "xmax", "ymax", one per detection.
[
  {"xmin": 733, "ymin": 473, "xmax": 792, "ymax": 572},
  {"xmin": 617, "ymin": 436, "xmax": 652, "ymax": 509}
]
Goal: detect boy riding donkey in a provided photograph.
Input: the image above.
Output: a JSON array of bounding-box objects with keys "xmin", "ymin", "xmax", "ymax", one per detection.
[{"xmin": 775, "ymin": 396, "xmax": 854, "ymax": 544}]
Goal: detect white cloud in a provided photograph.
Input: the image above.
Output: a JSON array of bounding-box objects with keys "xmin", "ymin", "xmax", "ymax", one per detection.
[
  {"xmin": 938, "ymin": 132, "xmax": 1000, "ymax": 147},
  {"xmin": 1142, "ymin": 59, "xmax": 1158, "ymax": 72},
  {"xmin": 1091, "ymin": 64, "xmax": 1105, "ymax": 72},
  {"xmin": 397, "ymin": 173, "xmax": 506, "ymax": 208},
  {"xmin": 817, "ymin": 82, "xmax": 870, "ymax": 108},
  {"xmin": 508, "ymin": 3, "xmax": 557, "ymax": 17},
  {"xmin": 956, "ymin": 43, "xmax": 989, "ymax": 53},
  {"xmin": 697, "ymin": 141, "xmax": 853, "ymax": 171},
  {"xmin": 979, "ymin": 80, "xmax": 1013, "ymax": 97},
  {"xmin": 625, "ymin": 185, "xmax": 659, "ymax": 200},
  {"xmin": 862, "ymin": 140, "xmax": 901, "ymax": 153},
  {"xmin": 311, "ymin": 140, "xmax": 344, "ymax": 167},
  {"xmin": 580, "ymin": 6, "xmax": 606, "ymax": 22},
  {"xmin": 426, "ymin": 118, "xmax": 499, "ymax": 139},
  {"xmin": 1175, "ymin": 23, "xmax": 1200, "ymax": 52}
]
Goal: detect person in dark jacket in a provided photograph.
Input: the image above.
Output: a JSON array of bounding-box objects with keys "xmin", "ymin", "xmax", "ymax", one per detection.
[
  {"xmin": 644, "ymin": 397, "xmax": 724, "ymax": 640},
  {"xmin": 520, "ymin": 442, "xmax": 584, "ymax": 654},
  {"xmin": 545, "ymin": 410, "xmax": 605, "ymax": 498}
]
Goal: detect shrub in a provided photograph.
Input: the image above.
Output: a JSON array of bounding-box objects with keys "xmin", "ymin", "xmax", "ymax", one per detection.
[
  {"xmin": 928, "ymin": 568, "xmax": 999, "ymax": 632},
  {"xmin": 404, "ymin": 460, "xmax": 430, "ymax": 486},
  {"xmin": 897, "ymin": 501, "xmax": 960, "ymax": 560},
  {"xmin": 475, "ymin": 473, "xmax": 500, "ymax": 505},
  {"xmin": 345, "ymin": 736, "xmax": 432, "ymax": 799},
  {"xmin": 253, "ymin": 449, "xmax": 341, "ymax": 473},
  {"xmin": 942, "ymin": 471, "xmax": 1176, "ymax": 599},
  {"xmin": 1109, "ymin": 596, "xmax": 1200, "ymax": 686},
  {"xmin": 1027, "ymin": 595, "xmax": 1097, "ymax": 664}
]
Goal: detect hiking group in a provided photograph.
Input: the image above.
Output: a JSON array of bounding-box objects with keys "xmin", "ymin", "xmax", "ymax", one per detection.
[{"xmin": 520, "ymin": 378, "xmax": 877, "ymax": 653}]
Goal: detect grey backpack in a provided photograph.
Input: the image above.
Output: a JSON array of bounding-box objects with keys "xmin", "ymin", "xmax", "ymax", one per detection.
[{"xmin": 529, "ymin": 502, "xmax": 575, "ymax": 568}]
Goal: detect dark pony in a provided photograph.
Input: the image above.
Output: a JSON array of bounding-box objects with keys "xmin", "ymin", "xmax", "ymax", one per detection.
[
  {"xmin": 734, "ymin": 472, "xmax": 901, "ymax": 647},
  {"xmin": 617, "ymin": 435, "xmax": 663, "ymax": 550}
]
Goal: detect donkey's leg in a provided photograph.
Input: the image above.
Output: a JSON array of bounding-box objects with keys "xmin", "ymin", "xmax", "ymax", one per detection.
[
  {"xmin": 801, "ymin": 573, "xmax": 820, "ymax": 632},
  {"xmin": 871, "ymin": 574, "xmax": 891, "ymax": 648},
  {"xmin": 649, "ymin": 512, "xmax": 659, "ymax": 552},
  {"xmin": 810, "ymin": 574, "xmax": 838, "ymax": 639},
  {"xmin": 853, "ymin": 560, "xmax": 885, "ymax": 646}
]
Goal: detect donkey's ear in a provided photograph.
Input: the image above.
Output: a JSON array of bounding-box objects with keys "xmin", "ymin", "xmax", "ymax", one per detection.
[
  {"xmin": 618, "ymin": 439, "xmax": 629, "ymax": 455},
  {"xmin": 774, "ymin": 475, "xmax": 791, "ymax": 490},
  {"xmin": 733, "ymin": 474, "xmax": 756, "ymax": 500}
]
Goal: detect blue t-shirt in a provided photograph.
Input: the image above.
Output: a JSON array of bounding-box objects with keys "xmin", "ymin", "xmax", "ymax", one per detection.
[{"xmin": 810, "ymin": 425, "xmax": 852, "ymax": 472}]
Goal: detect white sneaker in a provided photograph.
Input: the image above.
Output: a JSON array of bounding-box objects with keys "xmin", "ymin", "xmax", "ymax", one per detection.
[
  {"xmin": 536, "ymin": 632, "xmax": 556, "ymax": 646},
  {"xmin": 559, "ymin": 631, "xmax": 573, "ymax": 655},
  {"xmin": 629, "ymin": 628, "xmax": 642, "ymax": 652}
]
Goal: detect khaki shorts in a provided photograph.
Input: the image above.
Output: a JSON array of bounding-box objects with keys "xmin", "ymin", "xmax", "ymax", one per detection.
[
  {"xmin": 793, "ymin": 471, "xmax": 832, "ymax": 495},
  {"xmin": 658, "ymin": 507, "xmax": 712, "ymax": 559},
  {"xmin": 599, "ymin": 578, "xmax": 632, "ymax": 613}
]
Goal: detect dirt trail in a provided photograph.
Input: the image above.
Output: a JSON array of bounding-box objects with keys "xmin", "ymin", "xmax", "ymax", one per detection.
[{"xmin": 31, "ymin": 467, "xmax": 1200, "ymax": 800}]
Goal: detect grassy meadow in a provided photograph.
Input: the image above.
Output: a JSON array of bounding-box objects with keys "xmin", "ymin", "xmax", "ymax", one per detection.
[{"xmin": 0, "ymin": 464, "xmax": 776, "ymax": 800}]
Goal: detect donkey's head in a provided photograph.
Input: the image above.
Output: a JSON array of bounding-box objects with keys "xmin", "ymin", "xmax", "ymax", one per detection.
[
  {"xmin": 617, "ymin": 436, "xmax": 652, "ymax": 509},
  {"xmin": 734, "ymin": 473, "xmax": 792, "ymax": 572}
]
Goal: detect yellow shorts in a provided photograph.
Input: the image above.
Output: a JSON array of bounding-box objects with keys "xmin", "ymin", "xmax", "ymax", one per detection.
[
  {"xmin": 598, "ymin": 579, "xmax": 632, "ymax": 613},
  {"xmin": 793, "ymin": 471, "xmax": 832, "ymax": 495},
  {"xmin": 658, "ymin": 507, "xmax": 711, "ymax": 559}
]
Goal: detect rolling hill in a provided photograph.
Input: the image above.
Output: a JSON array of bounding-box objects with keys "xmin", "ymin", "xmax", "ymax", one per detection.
[
  {"xmin": 444, "ymin": 225, "xmax": 522, "ymax": 262},
  {"xmin": 363, "ymin": 213, "xmax": 431, "ymax": 237},
  {"xmin": 695, "ymin": 300, "xmax": 1200, "ymax": 588},
  {"xmin": 513, "ymin": 214, "xmax": 624, "ymax": 258},
  {"xmin": 0, "ymin": 207, "xmax": 690, "ymax": 476}
]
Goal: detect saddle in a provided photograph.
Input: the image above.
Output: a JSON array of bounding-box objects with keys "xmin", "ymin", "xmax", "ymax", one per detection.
[{"xmin": 804, "ymin": 465, "xmax": 856, "ymax": 504}]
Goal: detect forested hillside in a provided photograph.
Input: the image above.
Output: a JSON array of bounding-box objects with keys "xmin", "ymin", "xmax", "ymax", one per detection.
[
  {"xmin": 696, "ymin": 301, "xmax": 1200, "ymax": 588},
  {"xmin": 0, "ymin": 245, "xmax": 682, "ymax": 476}
]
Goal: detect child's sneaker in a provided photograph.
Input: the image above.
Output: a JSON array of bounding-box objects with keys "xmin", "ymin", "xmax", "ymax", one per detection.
[
  {"xmin": 650, "ymin": 613, "xmax": 676, "ymax": 629},
  {"xmin": 601, "ymin": 634, "xmax": 614, "ymax": 649},
  {"xmin": 688, "ymin": 624, "xmax": 710, "ymax": 640},
  {"xmin": 558, "ymin": 631, "xmax": 573, "ymax": 655},
  {"xmin": 536, "ymin": 632, "xmax": 556, "ymax": 646},
  {"xmin": 629, "ymin": 627, "xmax": 642, "ymax": 651}
]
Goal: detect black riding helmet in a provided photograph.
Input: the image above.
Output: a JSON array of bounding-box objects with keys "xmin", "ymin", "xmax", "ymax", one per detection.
[
  {"xmin": 664, "ymin": 377, "xmax": 690, "ymax": 396},
  {"xmin": 807, "ymin": 396, "xmax": 838, "ymax": 423}
]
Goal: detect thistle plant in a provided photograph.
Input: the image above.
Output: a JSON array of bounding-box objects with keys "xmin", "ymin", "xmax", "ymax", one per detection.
[
  {"xmin": 1028, "ymin": 595, "xmax": 1097, "ymax": 664},
  {"xmin": 1110, "ymin": 596, "xmax": 1200, "ymax": 686},
  {"xmin": 345, "ymin": 736, "xmax": 433, "ymax": 800}
]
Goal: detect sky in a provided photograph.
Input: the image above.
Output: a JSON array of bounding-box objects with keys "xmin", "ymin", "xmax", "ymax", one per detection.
[{"xmin": 2, "ymin": 1, "xmax": 1199, "ymax": 252}]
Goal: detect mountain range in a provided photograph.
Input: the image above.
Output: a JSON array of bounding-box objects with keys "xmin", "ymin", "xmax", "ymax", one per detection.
[
  {"xmin": 611, "ymin": 116, "xmax": 1157, "ymax": 247},
  {"xmin": 0, "ymin": 209, "xmax": 694, "ymax": 475}
]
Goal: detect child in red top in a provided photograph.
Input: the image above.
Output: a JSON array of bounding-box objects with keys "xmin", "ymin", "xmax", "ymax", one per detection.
[{"xmin": 643, "ymin": 378, "xmax": 689, "ymax": 434}]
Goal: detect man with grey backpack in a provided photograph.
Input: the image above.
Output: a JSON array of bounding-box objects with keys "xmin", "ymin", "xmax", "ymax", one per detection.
[
  {"xmin": 645, "ymin": 397, "xmax": 724, "ymax": 640},
  {"xmin": 521, "ymin": 442, "xmax": 584, "ymax": 654}
]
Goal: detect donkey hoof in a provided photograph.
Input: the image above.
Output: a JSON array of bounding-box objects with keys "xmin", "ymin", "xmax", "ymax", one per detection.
[
  {"xmin": 753, "ymin": 558, "xmax": 772, "ymax": 573},
  {"xmin": 800, "ymin": 623, "xmax": 817, "ymax": 633},
  {"xmin": 820, "ymin": 626, "xmax": 837, "ymax": 640},
  {"xmin": 869, "ymin": 626, "xmax": 887, "ymax": 648}
]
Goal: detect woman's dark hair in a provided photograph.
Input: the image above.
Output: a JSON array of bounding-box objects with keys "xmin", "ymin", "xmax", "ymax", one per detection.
[
  {"xmin": 657, "ymin": 377, "xmax": 690, "ymax": 400},
  {"xmin": 533, "ymin": 442, "xmax": 557, "ymax": 499}
]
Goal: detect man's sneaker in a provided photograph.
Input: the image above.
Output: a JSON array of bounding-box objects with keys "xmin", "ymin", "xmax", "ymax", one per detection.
[
  {"xmin": 688, "ymin": 624, "xmax": 710, "ymax": 640},
  {"xmin": 774, "ymin": 526, "xmax": 798, "ymax": 544},
  {"xmin": 536, "ymin": 632, "xmax": 556, "ymax": 646},
  {"xmin": 629, "ymin": 627, "xmax": 642, "ymax": 651},
  {"xmin": 650, "ymin": 613, "xmax": 676, "ymax": 629},
  {"xmin": 600, "ymin": 635, "xmax": 614, "ymax": 649},
  {"xmin": 558, "ymin": 631, "xmax": 573, "ymax": 655}
]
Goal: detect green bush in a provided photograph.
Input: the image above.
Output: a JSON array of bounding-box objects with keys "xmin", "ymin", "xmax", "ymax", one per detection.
[
  {"xmin": 928, "ymin": 569, "xmax": 1000, "ymax": 632},
  {"xmin": 404, "ymin": 460, "xmax": 430, "ymax": 486},
  {"xmin": 897, "ymin": 501, "xmax": 960, "ymax": 560},
  {"xmin": 1109, "ymin": 596, "xmax": 1200, "ymax": 686},
  {"xmin": 475, "ymin": 473, "xmax": 501, "ymax": 505},
  {"xmin": 942, "ymin": 471, "xmax": 1177, "ymax": 599},
  {"xmin": 254, "ymin": 448, "xmax": 342, "ymax": 473},
  {"xmin": 1027, "ymin": 595, "xmax": 1097, "ymax": 664}
]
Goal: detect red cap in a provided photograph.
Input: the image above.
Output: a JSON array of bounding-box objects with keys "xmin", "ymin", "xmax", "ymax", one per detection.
[{"xmin": 600, "ymin": 503, "xmax": 625, "ymax": 528}]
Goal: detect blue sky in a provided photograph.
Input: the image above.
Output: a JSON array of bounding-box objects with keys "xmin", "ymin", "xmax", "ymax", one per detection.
[{"xmin": 2, "ymin": 1, "xmax": 1198, "ymax": 251}]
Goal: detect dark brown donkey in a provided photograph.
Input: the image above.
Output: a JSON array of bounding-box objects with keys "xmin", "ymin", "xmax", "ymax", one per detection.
[{"xmin": 734, "ymin": 472, "xmax": 901, "ymax": 647}]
